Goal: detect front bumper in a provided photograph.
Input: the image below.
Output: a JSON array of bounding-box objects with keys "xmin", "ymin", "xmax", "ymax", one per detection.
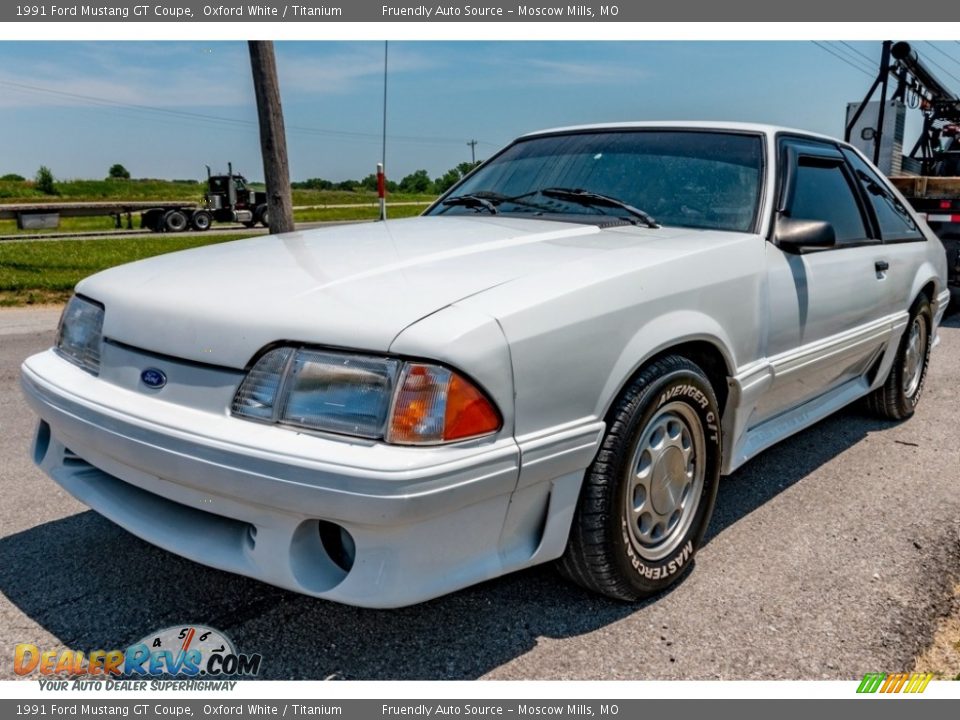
[{"xmin": 21, "ymin": 349, "xmax": 599, "ymax": 607}]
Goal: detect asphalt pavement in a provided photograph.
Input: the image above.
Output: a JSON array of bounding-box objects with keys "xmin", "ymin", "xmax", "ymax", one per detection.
[{"xmin": 1, "ymin": 306, "xmax": 957, "ymax": 680}]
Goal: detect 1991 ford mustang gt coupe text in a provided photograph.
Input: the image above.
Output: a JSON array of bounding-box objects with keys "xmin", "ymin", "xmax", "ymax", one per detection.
[{"xmin": 21, "ymin": 123, "xmax": 950, "ymax": 607}]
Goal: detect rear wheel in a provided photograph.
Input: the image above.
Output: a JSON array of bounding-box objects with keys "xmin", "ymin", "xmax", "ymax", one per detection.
[
  {"xmin": 163, "ymin": 209, "xmax": 188, "ymax": 233},
  {"xmin": 255, "ymin": 204, "xmax": 269, "ymax": 228},
  {"xmin": 867, "ymin": 296, "xmax": 933, "ymax": 420},
  {"xmin": 558, "ymin": 355, "xmax": 722, "ymax": 600}
]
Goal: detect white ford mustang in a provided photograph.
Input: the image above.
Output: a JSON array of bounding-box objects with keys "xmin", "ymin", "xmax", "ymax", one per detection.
[{"xmin": 21, "ymin": 122, "xmax": 950, "ymax": 607}]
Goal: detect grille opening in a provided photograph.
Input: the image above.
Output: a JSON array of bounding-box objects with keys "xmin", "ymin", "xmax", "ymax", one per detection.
[
  {"xmin": 62, "ymin": 448, "xmax": 88, "ymax": 467},
  {"xmin": 33, "ymin": 421, "xmax": 51, "ymax": 465},
  {"xmin": 52, "ymin": 461, "xmax": 258, "ymax": 579},
  {"xmin": 319, "ymin": 520, "xmax": 356, "ymax": 573}
]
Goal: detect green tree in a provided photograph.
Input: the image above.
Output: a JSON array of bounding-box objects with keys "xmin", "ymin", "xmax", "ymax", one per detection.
[
  {"xmin": 456, "ymin": 161, "xmax": 481, "ymax": 176},
  {"xmin": 399, "ymin": 169, "xmax": 433, "ymax": 194},
  {"xmin": 1, "ymin": 173, "xmax": 25, "ymax": 182},
  {"xmin": 34, "ymin": 166, "xmax": 58, "ymax": 196},
  {"xmin": 434, "ymin": 169, "xmax": 461, "ymax": 194},
  {"xmin": 433, "ymin": 161, "xmax": 481, "ymax": 194},
  {"xmin": 108, "ymin": 163, "xmax": 131, "ymax": 180}
]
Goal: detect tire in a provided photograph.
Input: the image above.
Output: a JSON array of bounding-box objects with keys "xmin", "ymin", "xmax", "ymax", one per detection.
[
  {"xmin": 142, "ymin": 209, "xmax": 165, "ymax": 232},
  {"xmin": 190, "ymin": 210, "xmax": 212, "ymax": 231},
  {"xmin": 163, "ymin": 209, "xmax": 188, "ymax": 233},
  {"xmin": 867, "ymin": 296, "xmax": 933, "ymax": 420},
  {"xmin": 558, "ymin": 356, "xmax": 722, "ymax": 601},
  {"xmin": 256, "ymin": 204, "xmax": 269, "ymax": 228}
]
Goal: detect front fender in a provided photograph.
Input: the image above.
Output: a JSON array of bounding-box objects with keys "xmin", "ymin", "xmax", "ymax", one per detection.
[{"xmin": 597, "ymin": 313, "xmax": 738, "ymax": 421}]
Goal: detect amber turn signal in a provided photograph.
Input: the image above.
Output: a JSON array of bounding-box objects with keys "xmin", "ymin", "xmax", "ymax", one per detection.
[{"xmin": 388, "ymin": 363, "xmax": 501, "ymax": 444}]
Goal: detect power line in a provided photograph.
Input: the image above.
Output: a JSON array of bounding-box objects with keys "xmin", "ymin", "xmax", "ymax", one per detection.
[
  {"xmin": 822, "ymin": 41, "xmax": 875, "ymax": 74},
  {"xmin": 922, "ymin": 41, "xmax": 960, "ymax": 71},
  {"xmin": 838, "ymin": 41, "xmax": 876, "ymax": 67},
  {"xmin": 915, "ymin": 46, "xmax": 960, "ymax": 90},
  {"xmin": 810, "ymin": 41, "xmax": 873, "ymax": 78},
  {"xmin": 0, "ymin": 77, "xmax": 492, "ymax": 148}
]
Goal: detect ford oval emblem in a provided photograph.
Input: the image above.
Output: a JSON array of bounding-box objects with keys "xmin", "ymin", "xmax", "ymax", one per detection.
[{"xmin": 141, "ymin": 368, "xmax": 167, "ymax": 389}]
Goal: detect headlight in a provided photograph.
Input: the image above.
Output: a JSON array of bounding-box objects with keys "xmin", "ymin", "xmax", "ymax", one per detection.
[
  {"xmin": 232, "ymin": 347, "xmax": 501, "ymax": 445},
  {"xmin": 55, "ymin": 295, "xmax": 104, "ymax": 376}
]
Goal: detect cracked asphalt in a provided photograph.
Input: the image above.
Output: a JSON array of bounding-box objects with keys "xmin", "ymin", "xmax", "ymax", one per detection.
[{"xmin": 1, "ymin": 305, "xmax": 957, "ymax": 680}]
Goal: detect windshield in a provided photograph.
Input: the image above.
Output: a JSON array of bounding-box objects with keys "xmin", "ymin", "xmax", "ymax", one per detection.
[{"xmin": 428, "ymin": 130, "xmax": 764, "ymax": 233}]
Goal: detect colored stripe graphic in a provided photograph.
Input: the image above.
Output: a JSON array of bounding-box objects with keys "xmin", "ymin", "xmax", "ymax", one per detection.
[
  {"xmin": 857, "ymin": 673, "xmax": 885, "ymax": 693},
  {"xmin": 857, "ymin": 672, "xmax": 933, "ymax": 694}
]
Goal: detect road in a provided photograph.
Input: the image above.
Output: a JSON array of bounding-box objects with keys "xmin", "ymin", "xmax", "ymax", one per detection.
[{"xmin": 0, "ymin": 307, "xmax": 957, "ymax": 680}]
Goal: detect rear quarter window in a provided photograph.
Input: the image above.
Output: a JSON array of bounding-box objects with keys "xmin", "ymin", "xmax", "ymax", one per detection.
[{"xmin": 842, "ymin": 149, "xmax": 923, "ymax": 241}]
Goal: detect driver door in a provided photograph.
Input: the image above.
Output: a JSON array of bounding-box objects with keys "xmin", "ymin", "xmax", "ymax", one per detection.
[{"xmin": 757, "ymin": 137, "xmax": 891, "ymax": 425}]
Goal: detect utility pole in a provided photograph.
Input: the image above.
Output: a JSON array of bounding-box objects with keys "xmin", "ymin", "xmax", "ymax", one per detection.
[
  {"xmin": 248, "ymin": 41, "xmax": 295, "ymax": 234},
  {"xmin": 467, "ymin": 139, "xmax": 478, "ymax": 164}
]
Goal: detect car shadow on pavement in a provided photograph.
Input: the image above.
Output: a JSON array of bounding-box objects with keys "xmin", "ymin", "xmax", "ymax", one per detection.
[
  {"xmin": 0, "ymin": 359, "xmax": 940, "ymax": 680},
  {"xmin": 704, "ymin": 403, "xmax": 899, "ymax": 546},
  {"xmin": 0, "ymin": 509, "xmax": 646, "ymax": 680}
]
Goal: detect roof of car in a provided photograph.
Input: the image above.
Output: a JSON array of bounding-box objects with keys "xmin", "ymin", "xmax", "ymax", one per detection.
[{"xmin": 518, "ymin": 121, "xmax": 843, "ymax": 144}]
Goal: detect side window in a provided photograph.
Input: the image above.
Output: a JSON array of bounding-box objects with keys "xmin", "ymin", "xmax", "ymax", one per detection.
[
  {"xmin": 788, "ymin": 160, "xmax": 869, "ymax": 245},
  {"xmin": 842, "ymin": 149, "xmax": 923, "ymax": 241}
]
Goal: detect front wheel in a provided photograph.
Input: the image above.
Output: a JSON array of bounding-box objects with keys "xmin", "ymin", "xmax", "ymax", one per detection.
[
  {"xmin": 558, "ymin": 355, "xmax": 722, "ymax": 600},
  {"xmin": 867, "ymin": 296, "xmax": 933, "ymax": 420}
]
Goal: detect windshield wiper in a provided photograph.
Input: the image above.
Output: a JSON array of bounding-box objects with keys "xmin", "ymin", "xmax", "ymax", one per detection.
[
  {"xmin": 540, "ymin": 187, "xmax": 659, "ymax": 228},
  {"xmin": 440, "ymin": 194, "xmax": 499, "ymax": 214}
]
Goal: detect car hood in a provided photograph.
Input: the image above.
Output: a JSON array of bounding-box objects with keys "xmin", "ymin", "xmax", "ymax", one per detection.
[{"xmin": 79, "ymin": 216, "xmax": 669, "ymax": 368}]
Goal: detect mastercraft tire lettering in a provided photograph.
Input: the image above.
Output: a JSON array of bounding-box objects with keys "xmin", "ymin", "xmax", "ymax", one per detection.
[{"xmin": 559, "ymin": 356, "xmax": 722, "ymax": 600}]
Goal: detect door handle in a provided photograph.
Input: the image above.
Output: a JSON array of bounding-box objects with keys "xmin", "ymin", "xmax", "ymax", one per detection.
[{"xmin": 875, "ymin": 260, "xmax": 889, "ymax": 273}]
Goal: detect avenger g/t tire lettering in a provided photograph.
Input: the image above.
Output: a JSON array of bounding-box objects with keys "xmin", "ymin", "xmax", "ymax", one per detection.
[{"xmin": 559, "ymin": 355, "xmax": 722, "ymax": 600}]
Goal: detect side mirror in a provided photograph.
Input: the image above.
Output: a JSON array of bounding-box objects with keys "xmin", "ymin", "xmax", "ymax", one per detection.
[{"xmin": 775, "ymin": 216, "xmax": 836, "ymax": 252}]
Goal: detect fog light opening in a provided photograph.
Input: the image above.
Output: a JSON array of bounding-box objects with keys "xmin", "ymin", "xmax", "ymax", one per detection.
[{"xmin": 318, "ymin": 521, "xmax": 356, "ymax": 573}]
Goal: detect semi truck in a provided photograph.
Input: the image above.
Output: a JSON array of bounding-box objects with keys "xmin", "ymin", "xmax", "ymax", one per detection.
[
  {"xmin": 1, "ymin": 163, "xmax": 269, "ymax": 235},
  {"xmin": 847, "ymin": 40, "xmax": 960, "ymax": 295},
  {"xmin": 141, "ymin": 163, "xmax": 269, "ymax": 232}
]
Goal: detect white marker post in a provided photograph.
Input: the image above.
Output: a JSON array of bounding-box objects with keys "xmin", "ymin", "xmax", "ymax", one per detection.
[{"xmin": 377, "ymin": 163, "xmax": 386, "ymax": 221}]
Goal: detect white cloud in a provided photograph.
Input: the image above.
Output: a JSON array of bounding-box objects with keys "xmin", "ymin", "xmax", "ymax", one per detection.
[
  {"xmin": 275, "ymin": 45, "xmax": 438, "ymax": 95},
  {"xmin": 0, "ymin": 44, "xmax": 253, "ymax": 110},
  {"xmin": 519, "ymin": 58, "xmax": 650, "ymax": 84}
]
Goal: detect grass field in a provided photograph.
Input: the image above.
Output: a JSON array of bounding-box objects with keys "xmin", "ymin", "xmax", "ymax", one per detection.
[
  {"xmin": 0, "ymin": 176, "xmax": 435, "ymax": 305},
  {"xmin": 0, "ymin": 178, "xmax": 435, "ymax": 207},
  {"xmin": 0, "ymin": 234, "xmax": 250, "ymax": 306},
  {"xmin": 0, "ymin": 177, "xmax": 433, "ymax": 236},
  {"xmin": 0, "ymin": 202, "xmax": 428, "ymax": 236},
  {"xmin": 0, "ymin": 201, "xmax": 433, "ymax": 306}
]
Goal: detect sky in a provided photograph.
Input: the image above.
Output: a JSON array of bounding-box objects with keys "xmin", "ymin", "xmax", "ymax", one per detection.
[{"xmin": 0, "ymin": 40, "xmax": 958, "ymax": 183}]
